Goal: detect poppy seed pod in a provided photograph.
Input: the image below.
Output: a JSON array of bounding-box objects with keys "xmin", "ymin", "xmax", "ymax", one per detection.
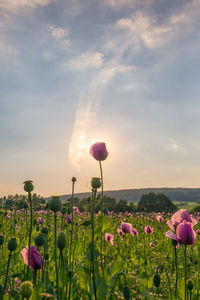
[
  {"xmin": 7, "ymin": 238, "xmax": 17, "ymax": 252},
  {"xmin": 72, "ymin": 177, "xmax": 76, "ymax": 183},
  {"xmin": 123, "ymin": 286, "xmax": 131, "ymax": 300},
  {"xmin": 23, "ymin": 180, "xmax": 34, "ymax": 193},
  {"xmin": 153, "ymin": 273, "xmax": 161, "ymax": 288},
  {"xmin": 34, "ymin": 234, "xmax": 46, "ymax": 247},
  {"xmin": 50, "ymin": 196, "xmax": 62, "ymax": 213},
  {"xmin": 20, "ymin": 281, "xmax": 33, "ymax": 298},
  {"xmin": 91, "ymin": 177, "xmax": 101, "ymax": 189},
  {"xmin": 187, "ymin": 279, "xmax": 194, "ymax": 291},
  {"xmin": 57, "ymin": 231, "xmax": 66, "ymax": 251},
  {"xmin": 0, "ymin": 234, "xmax": 5, "ymax": 246},
  {"xmin": 44, "ymin": 253, "xmax": 49, "ymax": 261}
]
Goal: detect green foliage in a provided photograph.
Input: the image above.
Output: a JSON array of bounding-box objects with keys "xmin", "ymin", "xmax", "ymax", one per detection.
[{"xmin": 137, "ymin": 192, "xmax": 178, "ymax": 212}]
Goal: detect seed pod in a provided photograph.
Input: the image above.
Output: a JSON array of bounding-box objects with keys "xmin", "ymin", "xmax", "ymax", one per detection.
[
  {"xmin": 80, "ymin": 220, "xmax": 91, "ymax": 227},
  {"xmin": 7, "ymin": 238, "xmax": 17, "ymax": 252},
  {"xmin": 50, "ymin": 196, "xmax": 62, "ymax": 212},
  {"xmin": 153, "ymin": 273, "xmax": 161, "ymax": 288},
  {"xmin": 23, "ymin": 180, "xmax": 34, "ymax": 193},
  {"xmin": 20, "ymin": 281, "xmax": 33, "ymax": 298},
  {"xmin": 187, "ymin": 279, "xmax": 194, "ymax": 291},
  {"xmin": 57, "ymin": 231, "xmax": 66, "ymax": 251},
  {"xmin": 91, "ymin": 177, "xmax": 101, "ymax": 189},
  {"xmin": 34, "ymin": 234, "xmax": 46, "ymax": 247},
  {"xmin": 44, "ymin": 253, "xmax": 49, "ymax": 261}
]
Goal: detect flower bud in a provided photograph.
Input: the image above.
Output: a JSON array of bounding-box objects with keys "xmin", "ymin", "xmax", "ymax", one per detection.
[
  {"xmin": 57, "ymin": 231, "xmax": 66, "ymax": 251},
  {"xmin": 50, "ymin": 196, "xmax": 62, "ymax": 213},
  {"xmin": 91, "ymin": 177, "xmax": 101, "ymax": 189},
  {"xmin": 0, "ymin": 234, "xmax": 5, "ymax": 246},
  {"xmin": 20, "ymin": 281, "xmax": 33, "ymax": 298},
  {"xmin": 187, "ymin": 279, "xmax": 194, "ymax": 291},
  {"xmin": 153, "ymin": 273, "xmax": 161, "ymax": 288},
  {"xmin": 7, "ymin": 238, "xmax": 17, "ymax": 252},
  {"xmin": 123, "ymin": 286, "xmax": 131, "ymax": 300},
  {"xmin": 34, "ymin": 234, "xmax": 46, "ymax": 247},
  {"xmin": 23, "ymin": 181, "xmax": 34, "ymax": 193}
]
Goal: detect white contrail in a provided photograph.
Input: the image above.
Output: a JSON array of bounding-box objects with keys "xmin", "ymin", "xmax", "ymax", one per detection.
[{"xmin": 69, "ymin": 42, "xmax": 134, "ymax": 169}]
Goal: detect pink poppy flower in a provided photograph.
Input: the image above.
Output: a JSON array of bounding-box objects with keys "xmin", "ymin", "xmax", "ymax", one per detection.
[
  {"xmin": 150, "ymin": 242, "xmax": 154, "ymax": 247},
  {"xmin": 167, "ymin": 209, "xmax": 197, "ymax": 231},
  {"xmin": 130, "ymin": 228, "xmax": 138, "ymax": 236},
  {"xmin": 156, "ymin": 215, "xmax": 163, "ymax": 223},
  {"xmin": 21, "ymin": 246, "xmax": 42, "ymax": 270},
  {"xmin": 121, "ymin": 222, "xmax": 132, "ymax": 234},
  {"xmin": 166, "ymin": 221, "xmax": 196, "ymax": 247},
  {"xmin": 145, "ymin": 225, "xmax": 154, "ymax": 234},
  {"xmin": 90, "ymin": 142, "xmax": 109, "ymax": 161},
  {"xmin": 105, "ymin": 233, "xmax": 115, "ymax": 246},
  {"xmin": 117, "ymin": 228, "xmax": 124, "ymax": 236}
]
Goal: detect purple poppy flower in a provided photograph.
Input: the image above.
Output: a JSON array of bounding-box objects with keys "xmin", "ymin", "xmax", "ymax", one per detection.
[
  {"xmin": 21, "ymin": 246, "xmax": 42, "ymax": 270},
  {"xmin": 90, "ymin": 142, "xmax": 109, "ymax": 161},
  {"xmin": 117, "ymin": 228, "xmax": 124, "ymax": 236},
  {"xmin": 156, "ymin": 215, "xmax": 163, "ymax": 223},
  {"xmin": 167, "ymin": 209, "xmax": 197, "ymax": 231},
  {"xmin": 65, "ymin": 214, "xmax": 72, "ymax": 224},
  {"xmin": 121, "ymin": 222, "xmax": 132, "ymax": 234},
  {"xmin": 145, "ymin": 225, "xmax": 154, "ymax": 234},
  {"xmin": 166, "ymin": 221, "xmax": 196, "ymax": 247},
  {"xmin": 150, "ymin": 242, "xmax": 154, "ymax": 247}
]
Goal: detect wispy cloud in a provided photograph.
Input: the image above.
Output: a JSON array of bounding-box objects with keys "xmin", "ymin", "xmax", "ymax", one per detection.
[
  {"xmin": 67, "ymin": 52, "xmax": 104, "ymax": 71},
  {"xmin": 0, "ymin": 0, "xmax": 51, "ymax": 11},
  {"xmin": 49, "ymin": 25, "xmax": 70, "ymax": 45},
  {"xmin": 68, "ymin": 61, "xmax": 135, "ymax": 169}
]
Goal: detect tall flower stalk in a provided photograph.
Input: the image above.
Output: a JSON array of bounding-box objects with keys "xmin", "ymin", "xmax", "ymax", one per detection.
[
  {"xmin": 91, "ymin": 177, "xmax": 101, "ymax": 300},
  {"xmin": 50, "ymin": 196, "xmax": 62, "ymax": 300},
  {"xmin": 23, "ymin": 180, "xmax": 34, "ymax": 280},
  {"xmin": 90, "ymin": 142, "xmax": 109, "ymax": 269}
]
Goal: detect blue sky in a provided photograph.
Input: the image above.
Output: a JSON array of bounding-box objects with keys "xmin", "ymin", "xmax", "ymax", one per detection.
[{"xmin": 0, "ymin": 0, "xmax": 200, "ymax": 196}]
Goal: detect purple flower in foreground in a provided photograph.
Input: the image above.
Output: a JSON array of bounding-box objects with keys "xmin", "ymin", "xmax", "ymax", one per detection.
[
  {"xmin": 166, "ymin": 221, "xmax": 196, "ymax": 247},
  {"xmin": 90, "ymin": 142, "xmax": 109, "ymax": 161},
  {"xmin": 167, "ymin": 209, "xmax": 197, "ymax": 231},
  {"xmin": 21, "ymin": 246, "xmax": 42, "ymax": 270},
  {"xmin": 145, "ymin": 225, "xmax": 154, "ymax": 234}
]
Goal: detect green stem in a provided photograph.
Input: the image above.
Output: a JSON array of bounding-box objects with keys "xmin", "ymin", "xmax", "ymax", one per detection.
[
  {"xmin": 157, "ymin": 265, "xmax": 172, "ymax": 300},
  {"xmin": 26, "ymin": 191, "xmax": 33, "ymax": 280},
  {"xmin": 99, "ymin": 161, "xmax": 104, "ymax": 269},
  {"xmin": 69, "ymin": 181, "xmax": 75, "ymax": 267},
  {"xmin": 174, "ymin": 246, "xmax": 178, "ymax": 297},
  {"xmin": 185, "ymin": 245, "xmax": 187, "ymax": 300},
  {"xmin": 91, "ymin": 188, "xmax": 97, "ymax": 300},
  {"xmin": 2, "ymin": 252, "xmax": 12, "ymax": 298},
  {"xmin": 54, "ymin": 213, "xmax": 59, "ymax": 300}
]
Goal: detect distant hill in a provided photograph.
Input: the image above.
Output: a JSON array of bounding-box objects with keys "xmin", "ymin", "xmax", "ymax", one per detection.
[{"xmin": 58, "ymin": 188, "xmax": 200, "ymax": 203}]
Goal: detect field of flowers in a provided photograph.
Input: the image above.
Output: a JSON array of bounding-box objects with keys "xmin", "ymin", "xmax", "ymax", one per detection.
[{"xmin": 0, "ymin": 143, "xmax": 200, "ymax": 300}]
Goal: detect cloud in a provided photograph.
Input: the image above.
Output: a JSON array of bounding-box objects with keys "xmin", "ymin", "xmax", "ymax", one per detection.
[
  {"xmin": 0, "ymin": 0, "xmax": 51, "ymax": 11},
  {"xmin": 67, "ymin": 52, "xmax": 104, "ymax": 71},
  {"xmin": 116, "ymin": 12, "xmax": 173, "ymax": 48},
  {"xmin": 68, "ymin": 61, "xmax": 135, "ymax": 169},
  {"xmin": 106, "ymin": 0, "xmax": 154, "ymax": 9}
]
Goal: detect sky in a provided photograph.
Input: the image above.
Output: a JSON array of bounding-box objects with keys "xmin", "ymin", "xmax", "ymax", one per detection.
[{"xmin": 0, "ymin": 0, "xmax": 200, "ymax": 197}]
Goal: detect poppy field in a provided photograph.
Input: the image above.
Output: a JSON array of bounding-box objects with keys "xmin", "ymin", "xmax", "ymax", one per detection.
[{"xmin": 0, "ymin": 143, "xmax": 200, "ymax": 300}]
